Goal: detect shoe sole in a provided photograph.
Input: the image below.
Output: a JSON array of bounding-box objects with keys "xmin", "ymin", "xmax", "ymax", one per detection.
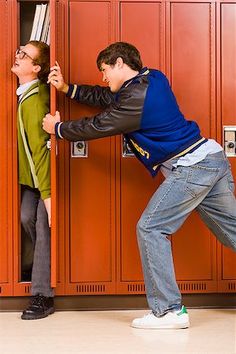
[
  {"xmin": 21, "ymin": 307, "xmax": 55, "ymax": 320},
  {"xmin": 131, "ymin": 321, "xmax": 190, "ymax": 329}
]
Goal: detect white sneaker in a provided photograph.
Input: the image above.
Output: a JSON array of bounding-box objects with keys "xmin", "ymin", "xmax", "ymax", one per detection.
[{"xmin": 131, "ymin": 306, "xmax": 190, "ymax": 329}]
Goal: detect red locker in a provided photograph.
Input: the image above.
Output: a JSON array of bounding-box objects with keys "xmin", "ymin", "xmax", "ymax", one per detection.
[
  {"xmin": 1, "ymin": 0, "xmax": 236, "ymax": 301},
  {"xmin": 169, "ymin": 2, "xmax": 217, "ymax": 292},
  {"xmin": 117, "ymin": 1, "xmax": 165, "ymax": 293},
  {"xmin": 0, "ymin": 1, "xmax": 13, "ymax": 296},
  {"xmin": 65, "ymin": 1, "xmax": 116, "ymax": 294},
  {"xmin": 217, "ymin": 3, "xmax": 236, "ymax": 292},
  {"xmin": 7, "ymin": 0, "xmax": 64, "ymax": 296}
]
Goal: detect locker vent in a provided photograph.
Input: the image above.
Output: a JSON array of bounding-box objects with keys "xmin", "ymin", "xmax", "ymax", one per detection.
[
  {"xmin": 76, "ymin": 284, "xmax": 106, "ymax": 293},
  {"xmin": 24, "ymin": 285, "xmax": 31, "ymax": 294},
  {"xmin": 228, "ymin": 283, "xmax": 236, "ymax": 291},
  {"xmin": 127, "ymin": 284, "xmax": 145, "ymax": 292},
  {"xmin": 178, "ymin": 282, "xmax": 207, "ymax": 291}
]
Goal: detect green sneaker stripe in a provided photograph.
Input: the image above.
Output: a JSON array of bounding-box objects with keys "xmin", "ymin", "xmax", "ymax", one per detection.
[{"xmin": 177, "ymin": 306, "xmax": 188, "ymax": 316}]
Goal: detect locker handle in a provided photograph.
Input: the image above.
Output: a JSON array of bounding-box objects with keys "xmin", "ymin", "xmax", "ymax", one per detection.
[
  {"xmin": 71, "ymin": 141, "xmax": 88, "ymax": 158},
  {"xmin": 223, "ymin": 126, "xmax": 236, "ymax": 157}
]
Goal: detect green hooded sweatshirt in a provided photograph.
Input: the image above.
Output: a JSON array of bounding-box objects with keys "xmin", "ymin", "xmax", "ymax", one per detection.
[{"xmin": 17, "ymin": 81, "xmax": 50, "ymax": 200}]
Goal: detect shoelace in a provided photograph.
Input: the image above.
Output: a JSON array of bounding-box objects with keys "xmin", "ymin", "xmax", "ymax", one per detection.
[{"xmin": 142, "ymin": 312, "xmax": 156, "ymax": 319}]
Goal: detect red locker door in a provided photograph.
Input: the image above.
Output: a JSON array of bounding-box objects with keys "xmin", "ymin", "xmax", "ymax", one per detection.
[
  {"xmin": 65, "ymin": 1, "xmax": 116, "ymax": 294},
  {"xmin": 117, "ymin": 1, "xmax": 219, "ymax": 294},
  {"xmin": 11, "ymin": 0, "xmax": 30, "ymax": 296},
  {"xmin": 169, "ymin": 2, "xmax": 217, "ymax": 292},
  {"xmin": 50, "ymin": 0, "xmax": 59, "ymax": 290},
  {"xmin": 217, "ymin": 3, "xmax": 236, "ymax": 292},
  {"xmin": 10, "ymin": 0, "xmax": 62, "ymax": 296},
  {"xmin": 117, "ymin": 2, "xmax": 165, "ymax": 294},
  {"xmin": 0, "ymin": 1, "xmax": 13, "ymax": 296}
]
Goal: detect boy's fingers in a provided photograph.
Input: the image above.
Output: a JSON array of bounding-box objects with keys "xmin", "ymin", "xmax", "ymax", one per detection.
[
  {"xmin": 48, "ymin": 71, "xmax": 58, "ymax": 79},
  {"xmin": 47, "ymin": 75, "xmax": 56, "ymax": 84},
  {"xmin": 50, "ymin": 66, "xmax": 61, "ymax": 74},
  {"xmin": 49, "ymin": 70, "xmax": 60, "ymax": 77},
  {"xmin": 55, "ymin": 111, "xmax": 61, "ymax": 121},
  {"xmin": 48, "ymin": 71, "xmax": 61, "ymax": 83}
]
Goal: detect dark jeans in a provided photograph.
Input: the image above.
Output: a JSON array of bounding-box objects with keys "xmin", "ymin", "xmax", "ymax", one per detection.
[{"xmin": 21, "ymin": 185, "xmax": 54, "ymax": 297}]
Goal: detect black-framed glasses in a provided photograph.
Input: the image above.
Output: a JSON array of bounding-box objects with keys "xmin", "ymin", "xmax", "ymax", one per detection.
[{"xmin": 15, "ymin": 48, "xmax": 35, "ymax": 61}]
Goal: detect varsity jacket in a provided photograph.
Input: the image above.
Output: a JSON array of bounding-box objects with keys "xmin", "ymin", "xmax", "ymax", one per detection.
[
  {"xmin": 56, "ymin": 68, "xmax": 206, "ymax": 176},
  {"xmin": 17, "ymin": 81, "xmax": 51, "ymax": 199}
]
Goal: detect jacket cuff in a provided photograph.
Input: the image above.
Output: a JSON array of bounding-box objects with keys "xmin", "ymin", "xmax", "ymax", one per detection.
[
  {"xmin": 55, "ymin": 122, "xmax": 64, "ymax": 139},
  {"xmin": 66, "ymin": 84, "xmax": 80, "ymax": 99}
]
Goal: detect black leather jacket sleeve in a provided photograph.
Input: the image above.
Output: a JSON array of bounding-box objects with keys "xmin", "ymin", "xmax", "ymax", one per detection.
[
  {"xmin": 76, "ymin": 85, "xmax": 115, "ymax": 108},
  {"xmin": 59, "ymin": 82, "xmax": 147, "ymax": 141}
]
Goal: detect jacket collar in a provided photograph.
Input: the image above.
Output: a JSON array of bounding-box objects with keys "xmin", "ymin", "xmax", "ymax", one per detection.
[{"xmin": 122, "ymin": 67, "xmax": 149, "ymax": 89}]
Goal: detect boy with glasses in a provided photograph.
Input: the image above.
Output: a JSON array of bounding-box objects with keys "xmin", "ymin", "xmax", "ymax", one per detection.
[{"xmin": 12, "ymin": 41, "xmax": 54, "ymax": 320}]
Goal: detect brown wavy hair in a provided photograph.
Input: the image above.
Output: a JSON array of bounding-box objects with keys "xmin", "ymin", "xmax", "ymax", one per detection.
[
  {"xmin": 27, "ymin": 40, "xmax": 50, "ymax": 83},
  {"xmin": 97, "ymin": 42, "xmax": 143, "ymax": 72}
]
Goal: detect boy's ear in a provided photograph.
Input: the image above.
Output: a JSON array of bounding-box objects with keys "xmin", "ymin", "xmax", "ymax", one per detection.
[
  {"xmin": 116, "ymin": 57, "xmax": 124, "ymax": 68},
  {"xmin": 33, "ymin": 64, "xmax": 41, "ymax": 74}
]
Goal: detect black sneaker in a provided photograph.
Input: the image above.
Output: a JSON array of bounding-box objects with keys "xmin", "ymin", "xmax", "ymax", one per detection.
[{"xmin": 21, "ymin": 294, "xmax": 54, "ymax": 320}]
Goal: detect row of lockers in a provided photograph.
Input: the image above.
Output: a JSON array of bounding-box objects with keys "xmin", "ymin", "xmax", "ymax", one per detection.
[{"xmin": 0, "ymin": 0, "xmax": 235, "ymax": 297}]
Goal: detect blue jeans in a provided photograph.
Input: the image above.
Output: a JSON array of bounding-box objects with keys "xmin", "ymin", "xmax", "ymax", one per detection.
[{"xmin": 137, "ymin": 151, "xmax": 236, "ymax": 316}]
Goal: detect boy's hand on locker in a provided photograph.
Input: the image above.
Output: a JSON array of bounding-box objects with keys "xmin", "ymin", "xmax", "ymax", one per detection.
[
  {"xmin": 43, "ymin": 111, "xmax": 61, "ymax": 135},
  {"xmin": 48, "ymin": 61, "xmax": 69, "ymax": 94}
]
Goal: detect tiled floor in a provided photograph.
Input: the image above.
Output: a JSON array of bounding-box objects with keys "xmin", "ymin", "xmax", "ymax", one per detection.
[{"xmin": 0, "ymin": 309, "xmax": 235, "ymax": 354}]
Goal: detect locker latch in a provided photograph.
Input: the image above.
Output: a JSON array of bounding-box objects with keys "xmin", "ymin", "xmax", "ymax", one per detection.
[
  {"xmin": 223, "ymin": 126, "xmax": 236, "ymax": 157},
  {"xmin": 71, "ymin": 141, "xmax": 88, "ymax": 158}
]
